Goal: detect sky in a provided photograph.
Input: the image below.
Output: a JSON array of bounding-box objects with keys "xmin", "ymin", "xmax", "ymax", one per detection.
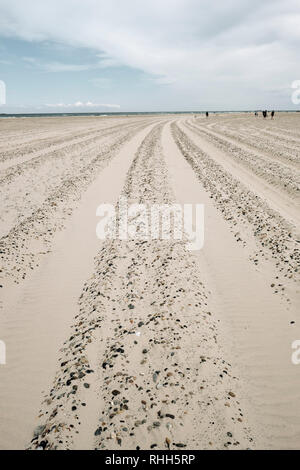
[{"xmin": 0, "ymin": 0, "xmax": 299, "ymax": 113}]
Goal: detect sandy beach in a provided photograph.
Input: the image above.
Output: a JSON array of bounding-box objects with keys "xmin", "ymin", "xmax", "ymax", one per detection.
[{"xmin": 0, "ymin": 113, "xmax": 299, "ymax": 450}]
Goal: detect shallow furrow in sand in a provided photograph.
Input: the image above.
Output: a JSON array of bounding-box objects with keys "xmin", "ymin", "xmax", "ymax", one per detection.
[
  {"xmin": 0, "ymin": 117, "xmax": 148, "ymax": 165},
  {"xmin": 0, "ymin": 118, "xmax": 152, "ymax": 175},
  {"xmin": 263, "ymin": 125, "xmax": 300, "ymax": 139},
  {"xmin": 202, "ymin": 122, "xmax": 300, "ymax": 167},
  {"xmin": 28, "ymin": 122, "xmax": 254, "ymax": 450},
  {"xmin": 246, "ymin": 126, "xmax": 300, "ymax": 148},
  {"xmin": 0, "ymin": 120, "xmax": 155, "ymax": 237},
  {"xmin": 187, "ymin": 121, "xmax": 300, "ymax": 198},
  {"xmin": 162, "ymin": 120, "xmax": 300, "ymax": 450},
  {"xmin": 2, "ymin": 114, "xmax": 299, "ymax": 451},
  {"xmin": 181, "ymin": 121, "xmax": 300, "ymax": 229},
  {"xmin": 0, "ymin": 121, "xmax": 111, "ymax": 161},
  {"xmin": 172, "ymin": 122, "xmax": 299, "ymax": 297},
  {"xmin": 0, "ymin": 120, "xmax": 154, "ymax": 285}
]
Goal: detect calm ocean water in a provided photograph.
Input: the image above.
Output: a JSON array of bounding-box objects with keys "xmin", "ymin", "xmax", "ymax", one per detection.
[
  {"xmin": 0, "ymin": 110, "xmax": 298, "ymax": 119},
  {"xmin": 0, "ymin": 111, "xmax": 272, "ymax": 118}
]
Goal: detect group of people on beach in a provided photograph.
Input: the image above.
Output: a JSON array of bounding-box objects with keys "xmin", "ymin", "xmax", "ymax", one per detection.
[
  {"xmin": 255, "ymin": 110, "xmax": 275, "ymax": 119},
  {"xmin": 205, "ymin": 110, "xmax": 275, "ymax": 119}
]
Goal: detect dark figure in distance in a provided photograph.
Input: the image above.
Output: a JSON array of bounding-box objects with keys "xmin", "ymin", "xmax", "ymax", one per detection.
[
  {"xmin": 206, "ymin": 112, "xmax": 209, "ymax": 118},
  {"xmin": 271, "ymin": 110, "xmax": 275, "ymax": 119}
]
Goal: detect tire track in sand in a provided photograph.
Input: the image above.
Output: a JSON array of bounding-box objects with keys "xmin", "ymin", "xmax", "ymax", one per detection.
[
  {"xmin": 0, "ymin": 119, "xmax": 161, "ymax": 450},
  {"xmin": 172, "ymin": 121, "xmax": 299, "ymax": 302},
  {"xmin": 28, "ymin": 121, "xmax": 254, "ymax": 450},
  {"xmin": 163, "ymin": 120, "xmax": 300, "ymax": 450},
  {"xmin": 182, "ymin": 120, "xmax": 300, "ymax": 230}
]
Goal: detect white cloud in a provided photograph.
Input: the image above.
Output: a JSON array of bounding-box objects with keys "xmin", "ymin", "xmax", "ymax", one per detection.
[
  {"xmin": 45, "ymin": 101, "xmax": 120, "ymax": 108},
  {"xmin": 22, "ymin": 56, "xmax": 113, "ymax": 72},
  {"xmin": 0, "ymin": 0, "xmax": 300, "ymax": 107},
  {"xmin": 44, "ymin": 62, "xmax": 94, "ymax": 72}
]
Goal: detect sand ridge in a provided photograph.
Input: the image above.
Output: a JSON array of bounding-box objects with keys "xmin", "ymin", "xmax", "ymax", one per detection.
[{"xmin": 0, "ymin": 113, "xmax": 299, "ymax": 450}]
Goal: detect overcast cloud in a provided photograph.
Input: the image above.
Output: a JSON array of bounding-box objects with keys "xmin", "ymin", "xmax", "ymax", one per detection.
[{"xmin": 0, "ymin": 0, "xmax": 299, "ymax": 111}]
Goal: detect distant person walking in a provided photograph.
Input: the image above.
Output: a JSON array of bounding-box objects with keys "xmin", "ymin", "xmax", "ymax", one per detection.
[
  {"xmin": 206, "ymin": 112, "xmax": 209, "ymax": 118},
  {"xmin": 271, "ymin": 110, "xmax": 275, "ymax": 119}
]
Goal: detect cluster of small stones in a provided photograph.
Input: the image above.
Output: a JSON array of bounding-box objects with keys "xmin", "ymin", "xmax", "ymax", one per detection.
[
  {"xmin": 188, "ymin": 121, "xmax": 300, "ymax": 198},
  {"xmin": 0, "ymin": 118, "xmax": 149, "ymax": 165},
  {"xmin": 0, "ymin": 120, "xmax": 151, "ymax": 285},
  {"xmin": 200, "ymin": 121, "xmax": 300, "ymax": 167},
  {"xmin": 0, "ymin": 120, "xmax": 151, "ymax": 239},
  {"xmin": 172, "ymin": 122, "xmax": 299, "ymax": 297},
  {"xmin": 29, "ymin": 123, "xmax": 254, "ymax": 450}
]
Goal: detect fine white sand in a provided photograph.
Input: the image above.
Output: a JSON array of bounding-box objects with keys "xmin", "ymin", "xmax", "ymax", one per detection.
[{"xmin": 0, "ymin": 113, "xmax": 299, "ymax": 450}]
